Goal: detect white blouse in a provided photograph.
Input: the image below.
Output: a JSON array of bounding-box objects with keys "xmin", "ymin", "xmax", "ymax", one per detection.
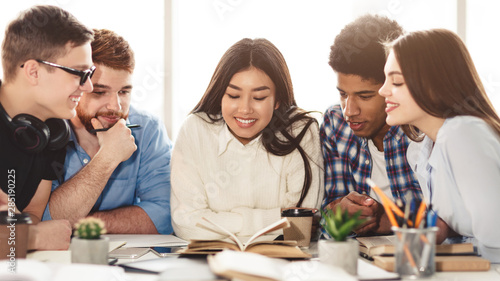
[
  {"xmin": 171, "ymin": 113, "xmax": 323, "ymax": 240},
  {"xmin": 408, "ymin": 116, "xmax": 500, "ymax": 262}
]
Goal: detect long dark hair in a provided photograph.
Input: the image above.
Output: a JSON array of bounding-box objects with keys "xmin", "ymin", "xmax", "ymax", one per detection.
[
  {"xmin": 192, "ymin": 38, "xmax": 317, "ymax": 207},
  {"xmin": 390, "ymin": 29, "xmax": 500, "ymax": 141}
]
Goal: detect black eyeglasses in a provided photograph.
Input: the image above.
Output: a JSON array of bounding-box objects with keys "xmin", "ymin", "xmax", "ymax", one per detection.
[{"xmin": 21, "ymin": 59, "xmax": 96, "ymax": 86}]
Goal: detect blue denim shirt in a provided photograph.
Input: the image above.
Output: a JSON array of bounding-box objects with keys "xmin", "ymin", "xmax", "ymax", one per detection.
[{"xmin": 42, "ymin": 106, "xmax": 173, "ymax": 234}]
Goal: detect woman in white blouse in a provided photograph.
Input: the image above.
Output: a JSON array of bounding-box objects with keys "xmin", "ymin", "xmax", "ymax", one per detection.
[
  {"xmin": 379, "ymin": 29, "xmax": 500, "ymax": 262},
  {"xmin": 171, "ymin": 38, "xmax": 323, "ymax": 240}
]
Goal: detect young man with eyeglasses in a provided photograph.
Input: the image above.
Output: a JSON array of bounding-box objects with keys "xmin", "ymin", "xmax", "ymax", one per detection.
[
  {"xmin": 42, "ymin": 29, "xmax": 174, "ymax": 235},
  {"xmin": 0, "ymin": 5, "xmax": 94, "ymax": 250}
]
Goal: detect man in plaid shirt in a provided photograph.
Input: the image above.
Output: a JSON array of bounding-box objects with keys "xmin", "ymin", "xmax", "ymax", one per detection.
[{"xmin": 321, "ymin": 15, "xmax": 421, "ymax": 235}]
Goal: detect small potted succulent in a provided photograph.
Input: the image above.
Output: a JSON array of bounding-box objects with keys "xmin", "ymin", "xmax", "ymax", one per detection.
[
  {"xmin": 70, "ymin": 217, "xmax": 109, "ymax": 264},
  {"xmin": 319, "ymin": 205, "xmax": 367, "ymax": 275}
]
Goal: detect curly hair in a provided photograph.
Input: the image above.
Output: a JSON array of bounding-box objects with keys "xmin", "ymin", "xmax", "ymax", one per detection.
[{"xmin": 329, "ymin": 14, "xmax": 403, "ymax": 83}]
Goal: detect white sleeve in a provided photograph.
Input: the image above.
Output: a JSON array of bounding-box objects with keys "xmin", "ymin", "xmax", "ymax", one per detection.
[
  {"xmin": 170, "ymin": 116, "xmax": 244, "ymax": 240},
  {"xmin": 442, "ymin": 119, "xmax": 500, "ymax": 262}
]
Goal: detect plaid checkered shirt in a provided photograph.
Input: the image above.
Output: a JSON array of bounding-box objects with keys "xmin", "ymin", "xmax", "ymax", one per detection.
[{"xmin": 320, "ymin": 104, "xmax": 421, "ymax": 209}]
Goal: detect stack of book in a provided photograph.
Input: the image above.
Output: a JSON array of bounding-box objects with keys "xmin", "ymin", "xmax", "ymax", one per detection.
[{"xmin": 356, "ymin": 235, "xmax": 491, "ymax": 272}]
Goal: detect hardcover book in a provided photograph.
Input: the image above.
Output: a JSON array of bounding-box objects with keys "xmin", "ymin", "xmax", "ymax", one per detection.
[
  {"xmin": 356, "ymin": 235, "xmax": 476, "ymax": 258},
  {"xmin": 373, "ymin": 255, "xmax": 491, "ymax": 272},
  {"xmin": 180, "ymin": 217, "xmax": 311, "ymax": 259}
]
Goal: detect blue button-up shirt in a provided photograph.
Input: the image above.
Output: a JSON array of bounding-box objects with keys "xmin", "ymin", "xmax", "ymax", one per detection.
[{"xmin": 42, "ymin": 106, "xmax": 173, "ymax": 234}]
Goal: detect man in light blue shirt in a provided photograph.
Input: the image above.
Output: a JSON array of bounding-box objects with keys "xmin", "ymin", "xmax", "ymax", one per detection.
[{"xmin": 42, "ymin": 29, "xmax": 172, "ymax": 234}]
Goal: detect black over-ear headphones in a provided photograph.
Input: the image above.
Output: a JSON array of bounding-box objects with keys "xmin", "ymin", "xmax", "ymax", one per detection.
[{"xmin": 0, "ymin": 102, "xmax": 70, "ymax": 153}]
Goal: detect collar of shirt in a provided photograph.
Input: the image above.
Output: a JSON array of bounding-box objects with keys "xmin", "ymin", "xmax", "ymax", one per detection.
[
  {"xmin": 426, "ymin": 117, "xmax": 455, "ymax": 170},
  {"xmin": 218, "ymin": 122, "xmax": 262, "ymax": 157},
  {"xmin": 348, "ymin": 122, "xmax": 404, "ymax": 152},
  {"xmin": 384, "ymin": 125, "xmax": 404, "ymax": 143}
]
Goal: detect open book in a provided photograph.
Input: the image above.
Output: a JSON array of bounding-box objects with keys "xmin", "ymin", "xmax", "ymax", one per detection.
[
  {"xmin": 180, "ymin": 217, "xmax": 311, "ymax": 258},
  {"xmin": 208, "ymin": 250, "xmax": 356, "ymax": 281},
  {"xmin": 356, "ymin": 235, "xmax": 476, "ymax": 259}
]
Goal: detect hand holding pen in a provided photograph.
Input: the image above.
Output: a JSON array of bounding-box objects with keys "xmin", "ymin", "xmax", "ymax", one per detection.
[
  {"xmin": 90, "ymin": 124, "xmax": 141, "ymax": 134},
  {"xmin": 90, "ymin": 118, "xmax": 138, "ymax": 162}
]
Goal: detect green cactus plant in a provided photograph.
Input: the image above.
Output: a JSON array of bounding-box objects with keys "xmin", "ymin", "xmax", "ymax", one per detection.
[
  {"xmin": 73, "ymin": 217, "xmax": 107, "ymax": 239},
  {"xmin": 321, "ymin": 205, "xmax": 367, "ymax": 241}
]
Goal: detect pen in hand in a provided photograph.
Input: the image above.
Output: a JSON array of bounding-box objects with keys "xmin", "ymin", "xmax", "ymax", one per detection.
[{"xmin": 90, "ymin": 124, "xmax": 141, "ymax": 134}]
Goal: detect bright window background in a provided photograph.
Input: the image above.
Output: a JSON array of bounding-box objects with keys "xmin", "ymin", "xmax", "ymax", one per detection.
[
  {"xmin": 171, "ymin": 0, "xmax": 461, "ymax": 140},
  {"xmin": 467, "ymin": 0, "xmax": 500, "ymax": 109},
  {"xmin": 1, "ymin": 1, "xmax": 500, "ymax": 141}
]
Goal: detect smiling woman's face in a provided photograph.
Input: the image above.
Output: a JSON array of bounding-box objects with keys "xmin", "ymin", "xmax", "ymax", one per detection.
[
  {"xmin": 221, "ymin": 67, "xmax": 278, "ymax": 145},
  {"xmin": 379, "ymin": 50, "xmax": 426, "ymax": 128}
]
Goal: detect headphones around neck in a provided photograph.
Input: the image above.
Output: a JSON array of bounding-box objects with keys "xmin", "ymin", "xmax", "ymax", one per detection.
[{"xmin": 0, "ymin": 102, "xmax": 70, "ymax": 153}]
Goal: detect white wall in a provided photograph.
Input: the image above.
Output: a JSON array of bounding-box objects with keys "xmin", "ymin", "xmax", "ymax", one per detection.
[{"xmin": 2, "ymin": 0, "xmax": 500, "ymax": 141}]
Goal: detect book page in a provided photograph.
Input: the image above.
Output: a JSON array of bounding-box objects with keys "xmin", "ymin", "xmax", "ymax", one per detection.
[
  {"xmin": 198, "ymin": 217, "xmax": 290, "ymax": 251},
  {"xmin": 243, "ymin": 218, "xmax": 290, "ymax": 250},
  {"xmin": 209, "ymin": 250, "xmax": 356, "ymax": 281},
  {"xmin": 356, "ymin": 235, "xmax": 397, "ymax": 248},
  {"xmin": 239, "ymin": 234, "xmax": 280, "ymax": 245},
  {"xmin": 199, "ymin": 217, "xmax": 244, "ymax": 250},
  {"xmin": 245, "ymin": 243, "xmax": 311, "ymax": 258},
  {"xmin": 186, "ymin": 240, "xmax": 241, "ymax": 252}
]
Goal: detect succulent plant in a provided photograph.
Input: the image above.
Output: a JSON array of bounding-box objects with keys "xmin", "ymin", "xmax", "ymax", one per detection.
[
  {"xmin": 74, "ymin": 217, "xmax": 107, "ymax": 239},
  {"xmin": 321, "ymin": 205, "xmax": 367, "ymax": 241}
]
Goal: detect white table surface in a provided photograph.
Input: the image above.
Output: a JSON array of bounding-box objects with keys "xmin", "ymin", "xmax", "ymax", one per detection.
[{"xmin": 18, "ymin": 238, "xmax": 500, "ymax": 281}]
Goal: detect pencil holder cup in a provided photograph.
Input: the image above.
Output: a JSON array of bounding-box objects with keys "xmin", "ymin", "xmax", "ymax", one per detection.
[{"xmin": 392, "ymin": 226, "xmax": 438, "ymax": 279}]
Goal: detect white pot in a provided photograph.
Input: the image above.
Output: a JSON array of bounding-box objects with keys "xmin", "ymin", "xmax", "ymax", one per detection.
[
  {"xmin": 70, "ymin": 237, "xmax": 109, "ymax": 265},
  {"xmin": 318, "ymin": 238, "xmax": 358, "ymax": 275}
]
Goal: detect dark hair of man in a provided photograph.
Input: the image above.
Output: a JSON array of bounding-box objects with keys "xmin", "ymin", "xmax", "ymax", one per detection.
[
  {"xmin": 329, "ymin": 14, "xmax": 403, "ymax": 84},
  {"xmin": 1, "ymin": 5, "xmax": 94, "ymax": 83},
  {"xmin": 390, "ymin": 29, "xmax": 500, "ymax": 141},
  {"xmin": 91, "ymin": 29, "xmax": 135, "ymax": 73},
  {"xmin": 192, "ymin": 38, "xmax": 318, "ymax": 207}
]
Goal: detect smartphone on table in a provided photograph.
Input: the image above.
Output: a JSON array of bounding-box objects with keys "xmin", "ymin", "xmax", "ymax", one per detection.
[
  {"xmin": 150, "ymin": 246, "xmax": 183, "ymax": 257},
  {"xmin": 108, "ymin": 247, "xmax": 150, "ymax": 259}
]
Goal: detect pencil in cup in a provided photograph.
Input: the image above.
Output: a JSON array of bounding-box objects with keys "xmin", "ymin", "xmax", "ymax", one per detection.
[
  {"xmin": 392, "ymin": 226, "xmax": 438, "ymax": 276},
  {"xmin": 414, "ymin": 200, "xmax": 427, "ymax": 228},
  {"xmin": 366, "ymin": 179, "xmax": 419, "ymax": 274}
]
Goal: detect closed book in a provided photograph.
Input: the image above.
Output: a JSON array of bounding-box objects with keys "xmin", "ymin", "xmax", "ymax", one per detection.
[
  {"xmin": 357, "ymin": 235, "xmax": 476, "ymax": 258},
  {"xmin": 373, "ymin": 255, "xmax": 491, "ymax": 272}
]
